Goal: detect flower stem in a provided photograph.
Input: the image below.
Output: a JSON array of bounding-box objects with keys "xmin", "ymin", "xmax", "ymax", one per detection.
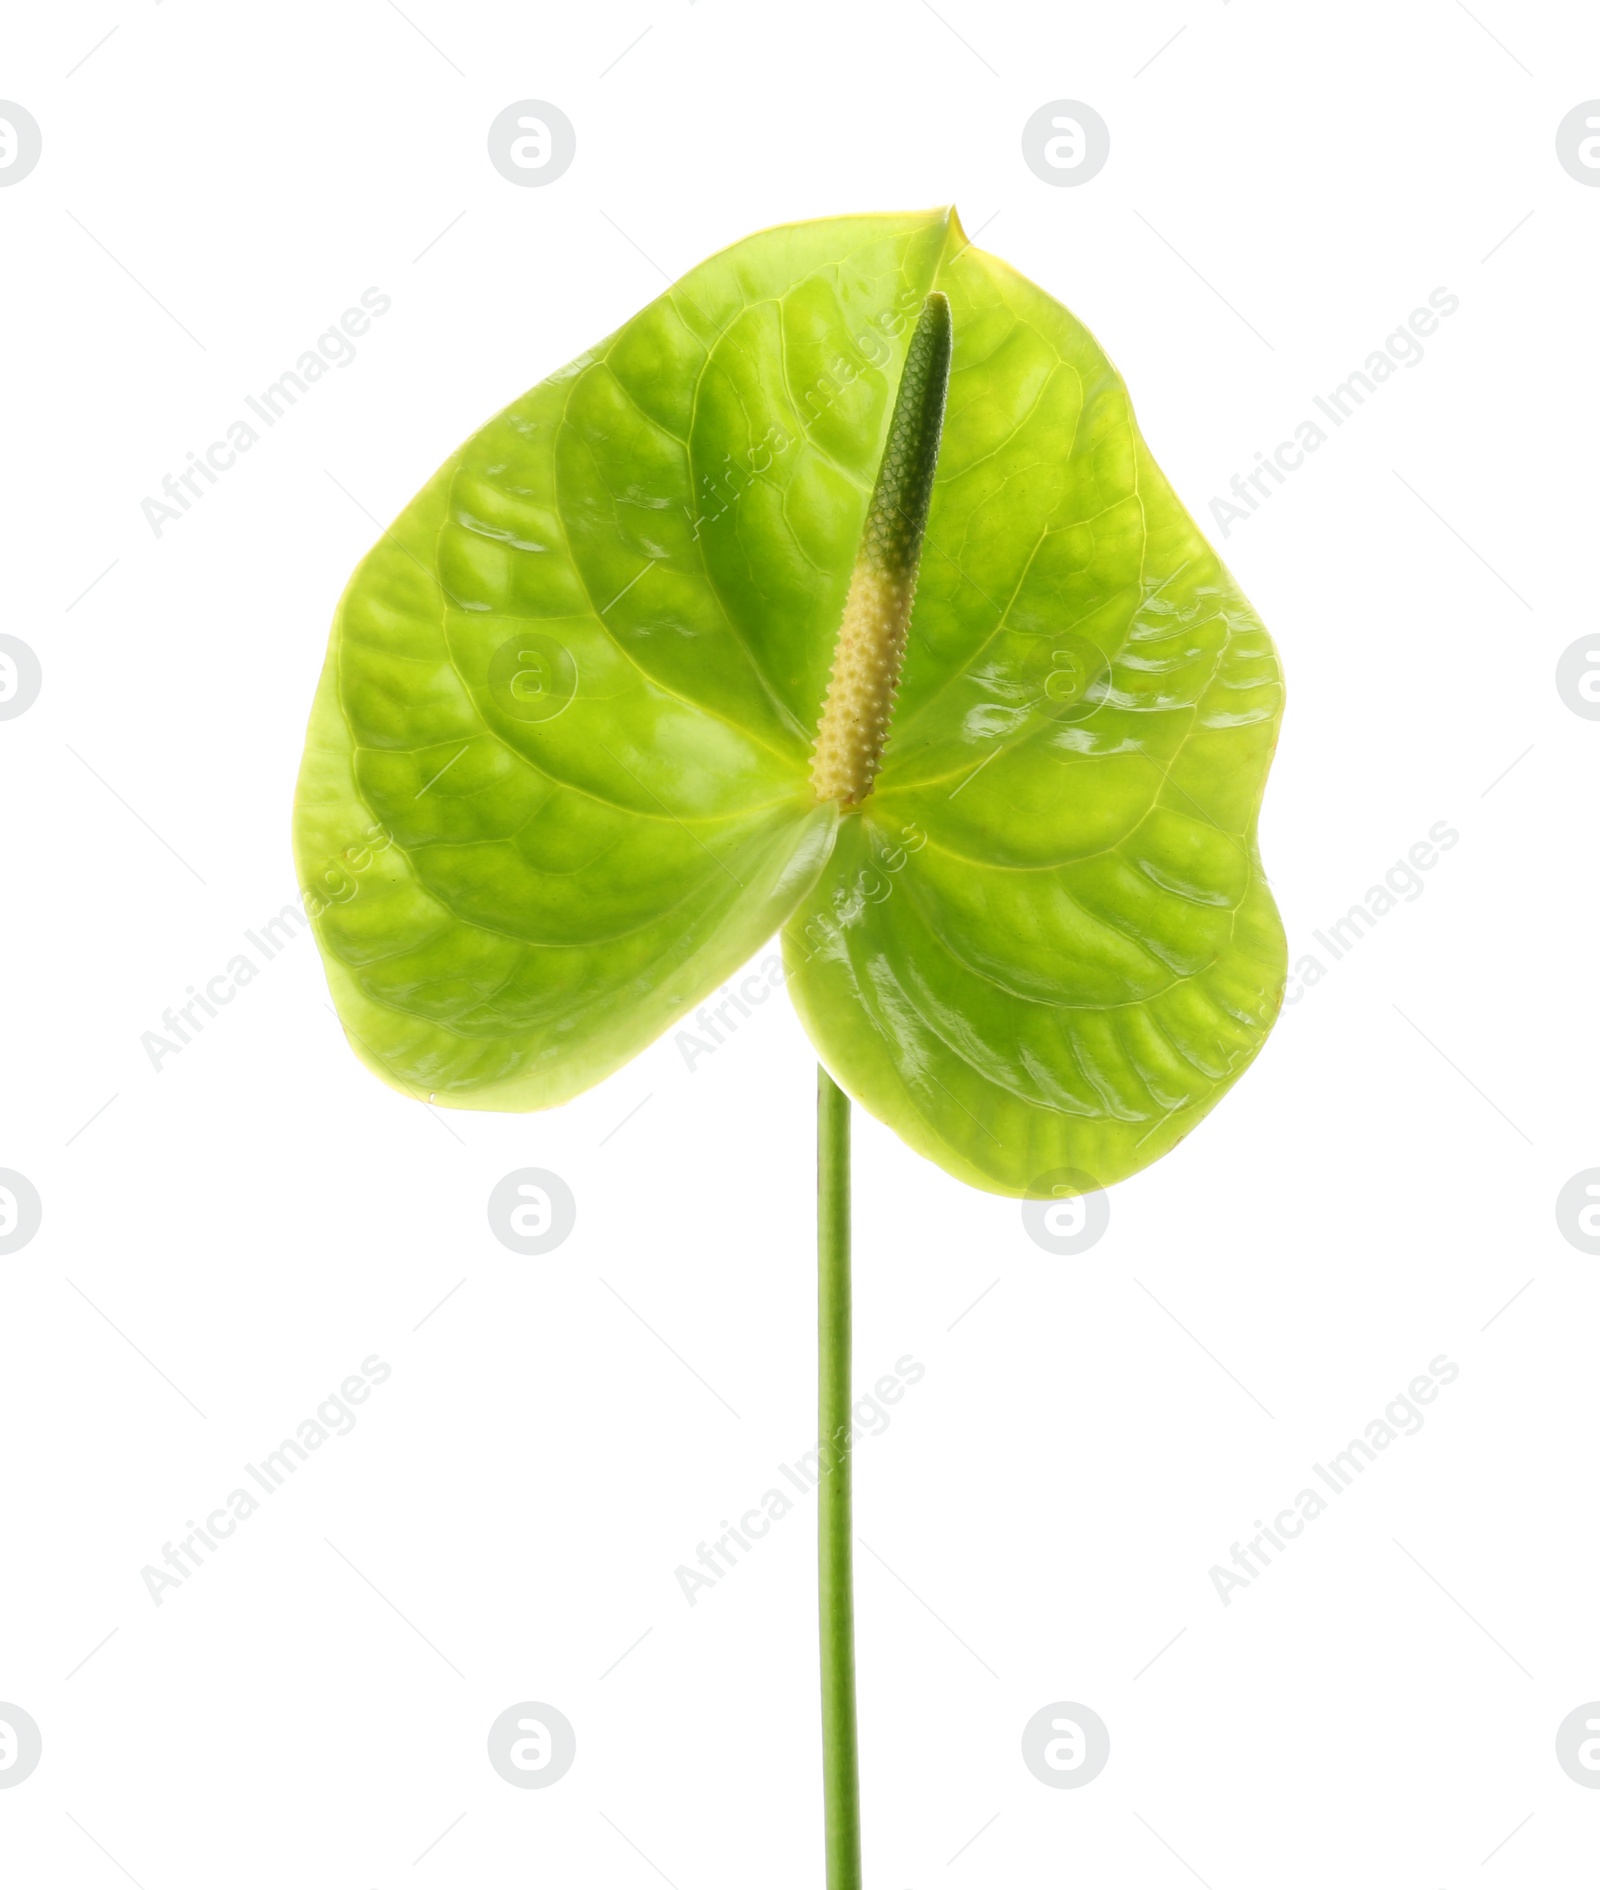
[{"xmin": 817, "ymin": 1064, "xmax": 861, "ymax": 1888}]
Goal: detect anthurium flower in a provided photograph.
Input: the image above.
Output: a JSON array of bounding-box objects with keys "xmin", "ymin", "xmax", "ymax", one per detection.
[
  {"xmin": 295, "ymin": 207, "xmax": 1287, "ymax": 1888},
  {"xmin": 294, "ymin": 206, "xmax": 1285, "ymax": 1196}
]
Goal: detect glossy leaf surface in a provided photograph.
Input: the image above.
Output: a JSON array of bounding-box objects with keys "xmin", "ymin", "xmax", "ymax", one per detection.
[{"xmin": 294, "ymin": 209, "xmax": 1284, "ymax": 1191}]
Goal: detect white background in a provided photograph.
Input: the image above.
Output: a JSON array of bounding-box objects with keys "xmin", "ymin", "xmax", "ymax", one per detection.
[{"xmin": 2, "ymin": 2, "xmax": 1597, "ymax": 1884}]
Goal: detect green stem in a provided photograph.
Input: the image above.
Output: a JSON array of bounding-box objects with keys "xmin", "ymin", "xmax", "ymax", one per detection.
[{"xmin": 817, "ymin": 1065, "xmax": 861, "ymax": 1889}]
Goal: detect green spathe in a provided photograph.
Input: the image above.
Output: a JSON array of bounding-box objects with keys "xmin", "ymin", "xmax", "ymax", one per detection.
[{"xmin": 293, "ymin": 207, "xmax": 1285, "ymax": 1197}]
